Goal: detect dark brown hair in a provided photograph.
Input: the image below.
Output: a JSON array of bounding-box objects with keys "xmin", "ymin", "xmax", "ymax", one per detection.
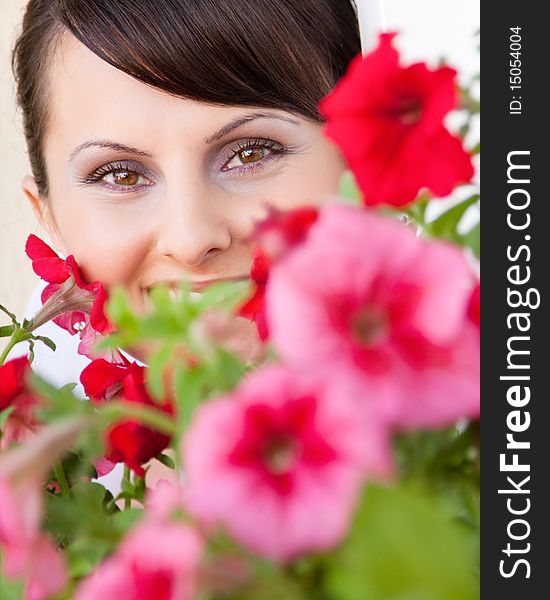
[{"xmin": 13, "ymin": 0, "xmax": 361, "ymax": 195}]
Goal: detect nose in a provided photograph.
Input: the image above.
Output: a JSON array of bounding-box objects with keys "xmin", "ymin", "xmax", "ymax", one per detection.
[{"xmin": 155, "ymin": 179, "xmax": 232, "ymax": 267}]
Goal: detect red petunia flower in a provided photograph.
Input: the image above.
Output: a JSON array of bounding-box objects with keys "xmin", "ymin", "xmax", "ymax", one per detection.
[
  {"xmin": 0, "ymin": 356, "xmax": 41, "ymax": 449},
  {"xmin": 319, "ymin": 33, "xmax": 474, "ymax": 207},
  {"xmin": 238, "ymin": 247, "xmax": 271, "ymax": 341},
  {"xmin": 81, "ymin": 360, "xmax": 175, "ymax": 477},
  {"xmin": 80, "ymin": 356, "xmax": 132, "ymax": 403},
  {"xmin": 251, "ymin": 206, "xmax": 319, "ymax": 263},
  {"xmin": 238, "ymin": 207, "xmax": 318, "ymax": 341},
  {"xmin": 25, "ymin": 234, "xmax": 115, "ymax": 359},
  {"xmin": 468, "ymin": 283, "xmax": 480, "ymax": 327}
]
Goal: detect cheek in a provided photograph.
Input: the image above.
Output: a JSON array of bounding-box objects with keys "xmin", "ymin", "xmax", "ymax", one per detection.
[
  {"xmin": 306, "ymin": 143, "xmax": 347, "ymax": 201},
  {"xmin": 50, "ymin": 198, "xmax": 153, "ymax": 286},
  {"xmin": 259, "ymin": 145, "xmax": 346, "ymax": 212}
]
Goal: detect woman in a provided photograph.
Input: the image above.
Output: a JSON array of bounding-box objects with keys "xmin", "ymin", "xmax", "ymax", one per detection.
[{"xmin": 12, "ymin": 0, "xmax": 362, "ymax": 376}]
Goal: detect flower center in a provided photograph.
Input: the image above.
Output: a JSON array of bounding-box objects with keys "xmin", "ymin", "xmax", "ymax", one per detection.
[
  {"xmin": 263, "ymin": 435, "xmax": 300, "ymax": 475},
  {"xmin": 351, "ymin": 307, "xmax": 388, "ymax": 347},
  {"xmin": 398, "ymin": 98, "xmax": 423, "ymax": 125}
]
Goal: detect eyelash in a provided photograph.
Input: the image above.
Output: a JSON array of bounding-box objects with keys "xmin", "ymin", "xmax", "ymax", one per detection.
[
  {"xmin": 222, "ymin": 138, "xmax": 292, "ymax": 173},
  {"xmin": 80, "ymin": 138, "xmax": 293, "ymax": 193}
]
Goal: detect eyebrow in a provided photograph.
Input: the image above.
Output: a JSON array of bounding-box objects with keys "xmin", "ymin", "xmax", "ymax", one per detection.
[
  {"xmin": 204, "ymin": 112, "xmax": 301, "ymax": 144},
  {"xmin": 69, "ymin": 113, "xmax": 301, "ymax": 161},
  {"xmin": 69, "ymin": 140, "xmax": 153, "ymax": 162}
]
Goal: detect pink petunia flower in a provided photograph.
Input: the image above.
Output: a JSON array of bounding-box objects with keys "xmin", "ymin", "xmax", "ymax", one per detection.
[
  {"xmin": 267, "ymin": 204, "xmax": 480, "ymax": 430},
  {"xmin": 0, "ymin": 418, "xmax": 86, "ymax": 600},
  {"xmin": 25, "ymin": 234, "xmax": 114, "ymax": 359},
  {"xmin": 319, "ymin": 33, "xmax": 474, "ymax": 207},
  {"xmin": 145, "ymin": 479, "xmax": 187, "ymax": 521},
  {"xmin": 182, "ymin": 366, "xmax": 389, "ymax": 562},
  {"xmin": 74, "ymin": 520, "xmax": 203, "ymax": 600}
]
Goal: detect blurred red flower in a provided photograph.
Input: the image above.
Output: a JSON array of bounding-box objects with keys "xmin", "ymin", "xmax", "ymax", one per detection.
[
  {"xmin": 468, "ymin": 282, "xmax": 480, "ymax": 327},
  {"xmin": 238, "ymin": 247, "xmax": 271, "ymax": 341},
  {"xmin": 320, "ymin": 33, "xmax": 474, "ymax": 207},
  {"xmin": 0, "ymin": 356, "xmax": 41, "ymax": 449},
  {"xmin": 81, "ymin": 359, "xmax": 174, "ymax": 477},
  {"xmin": 238, "ymin": 207, "xmax": 318, "ymax": 341}
]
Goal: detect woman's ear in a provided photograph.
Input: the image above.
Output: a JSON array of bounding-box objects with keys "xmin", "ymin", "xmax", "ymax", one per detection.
[{"xmin": 22, "ymin": 175, "xmax": 68, "ymax": 256}]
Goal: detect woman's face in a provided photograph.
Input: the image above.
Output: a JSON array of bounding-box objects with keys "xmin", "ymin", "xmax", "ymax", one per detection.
[{"xmin": 25, "ymin": 34, "xmax": 347, "ymax": 360}]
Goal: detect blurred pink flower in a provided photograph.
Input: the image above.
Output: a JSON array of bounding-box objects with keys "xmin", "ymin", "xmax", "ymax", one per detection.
[
  {"xmin": 182, "ymin": 366, "xmax": 387, "ymax": 562},
  {"xmin": 267, "ymin": 204, "xmax": 480, "ymax": 429},
  {"xmin": 0, "ymin": 477, "xmax": 65, "ymax": 600},
  {"xmin": 146, "ymin": 479, "xmax": 187, "ymax": 522},
  {"xmin": 0, "ymin": 418, "xmax": 85, "ymax": 600},
  {"xmin": 75, "ymin": 521, "xmax": 202, "ymax": 600}
]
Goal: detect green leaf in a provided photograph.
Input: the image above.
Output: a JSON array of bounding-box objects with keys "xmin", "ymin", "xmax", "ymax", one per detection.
[
  {"xmin": 406, "ymin": 195, "xmax": 431, "ymax": 227},
  {"xmin": 0, "ymin": 561, "xmax": 25, "ymax": 600},
  {"xmin": 210, "ymin": 348, "xmax": 245, "ymax": 392},
  {"xmin": 174, "ymin": 363, "xmax": 207, "ymax": 430},
  {"xmin": 45, "ymin": 482, "xmax": 117, "ymax": 544},
  {"xmin": 120, "ymin": 475, "xmax": 134, "ymax": 496},
  {"xmin": 134, "ymin": 474, "xmax": 146, "ymax": 501},
  {"xmin": 111, "ymin": 507, "xmax": 142, "ymax": 536},
  {"xmin": 67, "ymin": 537, "xmax": 113, "ymax": 578},
  {"xmin": 106, "ymin": 286, "xmax": 140, "ymax": 334},
  {"xmin": 338, "ymin": 170, "xmax": 362, "ymax": 206},
  {"xmin": 196, "ymin": 281, "xmax": 249, "ymax": 314},
  {"xmin": 31, "ymin": 334, "xmax": 57, "ymax": 352},
  {"xmin": 328, "ymin": 484, "xmax": 479, "ymax": 600},
  {"xmin": 147, "ymin": 344, "xmax": 174, "ymax": 401},
  {"xmin": 0, "ymin": 325, "xmax": 15, "ymax": 338},
  {"xmin": 156, "ymin": 452, "xmax": 176, "ymax": 469},
  {"xmin": 30, "ymin": 373, "xmax": 89, "ymax": 422},
  {"xmin": 148, "ymin": 284, "xmax": 174, "ymax": 311},
  {"xmin": 0, "ymin": 406, "xmax": 16, "ymax": 429},
  {"xmin": 462, "ymin": 222, "xmax": 480, "ymax": 259},
  {"xmin": 428, "ymin": 195, "xmax": 480, "ymax": 239},
  {"xmin": 0, "ymin": 303, "xmax": 18, "ymax": 325}
]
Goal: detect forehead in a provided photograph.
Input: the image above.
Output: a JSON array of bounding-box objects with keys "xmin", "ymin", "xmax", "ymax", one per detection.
[{"xmin": 44, "ymin": 33, "xmax": 296, "ymax": 156}]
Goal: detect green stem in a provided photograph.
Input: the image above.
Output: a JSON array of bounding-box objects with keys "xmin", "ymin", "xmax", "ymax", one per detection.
[
  {"xmin": 123, "ymin": 465, "xmax": 132, "ymax": 511},
  {"xmin": 0, "ymin": 331, "xmax": 24, "ymax": 365},
  {"xmin": 99, "ymin": 402, "xmax": 177, "ymax": 436},
  {"xmin": 53, "ymin": 461, "xmax": 71, "ymax": 497}
]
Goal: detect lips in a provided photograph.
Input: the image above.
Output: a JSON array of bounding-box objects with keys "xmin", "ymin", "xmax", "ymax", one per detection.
[{"xmin": 140, "ymin": 275, "xmax": 249, "ymax": 309}]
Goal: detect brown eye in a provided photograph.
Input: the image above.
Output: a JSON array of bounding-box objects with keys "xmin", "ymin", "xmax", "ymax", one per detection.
[
  {"xmin": 222, "ymin": 138, "xmax": 289, "ymax": 173},
  {"xmin": 102, "ymin": 169, "xmax": 149, "ymax": 187},
  {"xmin": 239, "ymin": 147, "xmax": 266, "ymax": 164},
  {"xmin": 109, "ymin": 170, "xmax": 139, "ymax": 185},
  {"xmin": 224, "ymin": 143, "xmax": 273, "ymax": 171}
]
